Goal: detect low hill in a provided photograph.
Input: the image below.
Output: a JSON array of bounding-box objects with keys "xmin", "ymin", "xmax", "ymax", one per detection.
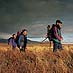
[{"xmin": 0, "ymin": 39, "xmax": 38, "ymax": 44}]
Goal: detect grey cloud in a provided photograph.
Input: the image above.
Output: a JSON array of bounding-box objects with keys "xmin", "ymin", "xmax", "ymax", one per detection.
[{"xmin": 0, "ymin": 0, "xmax": 73, "ymax": 37}]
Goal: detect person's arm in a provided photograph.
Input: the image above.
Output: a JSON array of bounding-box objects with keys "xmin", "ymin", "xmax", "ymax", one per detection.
[
  {"xmin": 9, "ymin": 38, "xmax": 12, "ymax": 45},
  {"xmin": 60, "ymin": 36, "xmax": 63, "ymax": 40},
  {"xmin": 9, "ymin": 38, "xmax": 13, "ymax": 48},
  {"xmin": 54, "ymin": 27, "xmax": 62, "ymax": 41},
  {"xmin": 13, "ymin": 39, "xmax": 17, "ymax": 48}
]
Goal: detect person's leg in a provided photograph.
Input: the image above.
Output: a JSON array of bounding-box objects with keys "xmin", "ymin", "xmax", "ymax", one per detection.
[
  {"xmin": 23, "ymin": 45, "xmax": 27, "ymax": 52},
  {"xmin": 19, "ymin": 46, "xmax": 24, "ymax": 52},
  {"xmin": 23, "ymin": 43, "xmax": 27, "ymax": 52},
  {"xmin": 23, "ymin": 47, "xmax": 26, "ymax": 52},
  {"xmin": 20, "ymin": 47, "xmax": 23, "ymax": 52},
  {"xmin": 58, "ymin": 42, "xmax": 63, "ymax": 51},
  {"xmin": 53, "ymin": 41, "xmax": 58, "ymax": 52},
  {"xmin": 20, "ymin": 46, "xmax": 26, "ymax": 52},
  {"xmin": 12, "ymin": 45, "xmax": 16, "ymax": 50}
]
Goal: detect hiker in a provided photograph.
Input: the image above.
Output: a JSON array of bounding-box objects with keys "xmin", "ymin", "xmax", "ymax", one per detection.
[
  {"xmin": 52, "ymin": 20, "xmax": 63, "ymax": 52},
  {"xmin": 18, "ymin": 29, "xmax": 28, "ymax": 52},
  {"xmin": 8, "ymin": 34, "xmax": 17, "ymax": 49}
]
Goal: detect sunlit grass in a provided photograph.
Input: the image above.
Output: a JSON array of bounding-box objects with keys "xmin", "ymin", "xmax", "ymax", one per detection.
[{"xmin": 0, "ymin": 43, "xmax": 73, "ymax": 73}]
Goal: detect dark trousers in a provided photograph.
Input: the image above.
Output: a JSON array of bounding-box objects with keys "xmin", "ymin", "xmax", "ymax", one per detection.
[
  {"xmin": 20, "ymin": 45, "xmax": 26, "ymax": 52},
  {"xmin": 53, "ymin": 41, "xmax": 63, "ymax": 52}
]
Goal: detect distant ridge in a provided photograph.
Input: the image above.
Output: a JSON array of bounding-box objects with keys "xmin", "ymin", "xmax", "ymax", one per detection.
[
  {"xmin": 0, "ymin": 39, "xmax": 7, "ymax": 43},
  {"xmin": 0, "ymin": 39, "xmax": 38, "ymax": 44}
]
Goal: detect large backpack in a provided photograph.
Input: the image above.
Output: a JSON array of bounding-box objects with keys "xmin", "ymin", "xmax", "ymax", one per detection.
[
  {"xmin": 8, "ymin": 37, "xmax": 12, "ymax": 45},
  {"xmin": 47, "ymin": 24, "xmax": 56, "ymax": 41},
  {"xmin": 15, "ymin": 31, "xmax": 20, "ymax": 44},
  {"xmin": 15, "ymin": 35, "xmax": 20, "ymax": 48}
]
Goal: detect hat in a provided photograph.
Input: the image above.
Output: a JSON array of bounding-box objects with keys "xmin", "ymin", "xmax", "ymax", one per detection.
[{"xmin": 56, "ymin": 20, "xmax": 62, "ymax": 24}]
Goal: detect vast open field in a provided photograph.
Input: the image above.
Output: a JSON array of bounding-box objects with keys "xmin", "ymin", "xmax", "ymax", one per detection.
[{"xmin": 0, "ymin": 43, "xmax": 73, "ymax": 73}]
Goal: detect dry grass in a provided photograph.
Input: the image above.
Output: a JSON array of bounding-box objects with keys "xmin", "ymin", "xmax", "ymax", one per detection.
[{"xmin": 0, "ymin": 43, "xmax": 73, "ymax": 73}]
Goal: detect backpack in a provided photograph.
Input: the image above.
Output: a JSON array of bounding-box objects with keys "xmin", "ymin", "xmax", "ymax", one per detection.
[
  {"xmin": 8, "ymin": 37, "xmax": 12, "ymax": 45},
  {"xmin": 47, "ymin": 24, "xmax": 56, "ymax": 41},
  {"xmin": 15, "ymin": 35, "xmax": 19, "ymax": 44}
]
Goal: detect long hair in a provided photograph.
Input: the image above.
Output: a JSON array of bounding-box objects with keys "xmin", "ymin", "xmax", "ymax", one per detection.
[{"xmin": 21, "ymin": 29, "xmax": 27, "ymax": 34}]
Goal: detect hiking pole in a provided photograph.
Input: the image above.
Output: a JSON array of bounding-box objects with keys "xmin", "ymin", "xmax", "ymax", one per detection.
[
  {"xmin": 42, "ymin": 37, "xmax": 47, "ymax": 42},
  {"xmin": 49, "ymin": 41, "xmax": 51, "ymax": 48}
]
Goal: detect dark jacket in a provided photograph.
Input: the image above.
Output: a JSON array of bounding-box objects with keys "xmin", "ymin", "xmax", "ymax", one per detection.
[
  {"xmin": 52, "ymin": 25, "xmax": 62, "ymax": 42},
  {"xmin": 9, "ymin": 37, "xmax": 17, "ymax": 48},
  {"xmin": 18, "ymin": 34, "xmax": 27, "ymax": 49}
]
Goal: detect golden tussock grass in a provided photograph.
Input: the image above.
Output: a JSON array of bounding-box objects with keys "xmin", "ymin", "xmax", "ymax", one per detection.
[{"xmin": 0, "ymin": 43, "xmax": 73, "ymax": 73}]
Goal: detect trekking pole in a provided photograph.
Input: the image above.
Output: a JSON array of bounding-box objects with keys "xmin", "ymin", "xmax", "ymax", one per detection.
[
  {"xmin": 42, "ymin": 37, "xmax": 47, "ymax": 42},
  {"xmin": 49, "ymin": 41, "xmax": 51, "ymax": 48}
]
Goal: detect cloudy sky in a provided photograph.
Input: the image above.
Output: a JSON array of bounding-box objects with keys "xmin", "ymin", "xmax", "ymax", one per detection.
[{"xmin": 0, "ymin": 0, "xmax": 73, "ymax": 38}]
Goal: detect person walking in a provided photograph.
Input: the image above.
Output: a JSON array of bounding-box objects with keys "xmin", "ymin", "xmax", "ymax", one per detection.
[
  {"xmin": 52, "ymin": 20, "xmax": 63, "ymax": 52},
  {"xmin": 8, "ymin": 34, "xmax": 17, "ymax": 49},
  {"xmin": 18, "ymin": 29, "xmax": 28, "ymax": 52}
]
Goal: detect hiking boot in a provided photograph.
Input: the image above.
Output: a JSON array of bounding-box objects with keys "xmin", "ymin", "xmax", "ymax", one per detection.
[{"xmin": 53, "ymin": 49, "xmax": 58, "ymax": 52}]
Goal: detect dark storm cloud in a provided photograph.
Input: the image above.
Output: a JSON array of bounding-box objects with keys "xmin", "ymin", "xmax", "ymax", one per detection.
[{"xmin": 0, "ymin": 0, "xmax": 73, "ymax": 37}]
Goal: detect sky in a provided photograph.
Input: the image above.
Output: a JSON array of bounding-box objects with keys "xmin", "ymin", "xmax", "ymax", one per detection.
[{"xmin": 0, "ymin": 0, "xmax": 73, "ymax": 42}]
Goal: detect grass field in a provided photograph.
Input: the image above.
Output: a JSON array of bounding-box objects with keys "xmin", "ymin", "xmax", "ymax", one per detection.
[{"xmin": 0, "ymin": 43, "xmax": 73, "ymax": 73}]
